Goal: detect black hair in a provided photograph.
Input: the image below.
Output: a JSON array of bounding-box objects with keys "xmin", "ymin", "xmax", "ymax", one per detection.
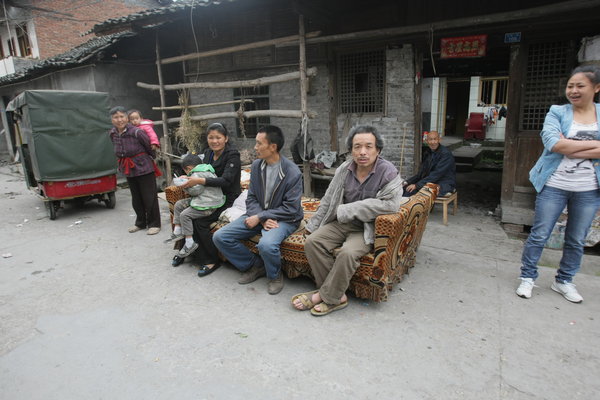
[
  {"xmin": 570, "ymin": 64, "xmax": 600, "ymax": 85},
  {"xmin": 257, "ymin": 125, "xmax": 284, "ymax": 152},
  {"xmin": 207, "ymin": 122, "xmax": 229, "ymax": 137},
  {"xmin": 181, "ymin": 153, "xmax": 202, "ymax": 169},
  {"xmin": 127, "ymin": 109, "xmax": 143, "ymax": 118},
  {"xmin": 345, "ymin": 125, "xmax": 384, "ymax": 152},
  {"xmin": 109, "ymin": 106, "xmax": 127, "ymax": 116}
]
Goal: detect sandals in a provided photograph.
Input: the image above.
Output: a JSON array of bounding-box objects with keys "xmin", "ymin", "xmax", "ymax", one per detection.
[
  {"xmin": 291, "ymin": 290, "xmax": 319, "ymax": 311},
  {"xmin": 310, "ymin": 300, "xmax": 348, "ymax": 316}
]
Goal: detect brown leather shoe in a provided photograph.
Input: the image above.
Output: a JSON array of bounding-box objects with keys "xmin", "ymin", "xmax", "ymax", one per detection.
[
  {"xmin": 267, "ymin": 272, "xmax": 284, "ymax": 295},
  {"xmin": 238, "ymin": 265, "xmax": 266, "ymax": 284}
]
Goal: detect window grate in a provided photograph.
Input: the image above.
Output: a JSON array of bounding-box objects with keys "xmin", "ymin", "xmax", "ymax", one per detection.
[
  {"xmin": 338, "ymin": 50, "xmax": 385, "ymax": 114},
  {"xmin": 520, "ymin": 42, "xmax": 570, "ymax": 131}
]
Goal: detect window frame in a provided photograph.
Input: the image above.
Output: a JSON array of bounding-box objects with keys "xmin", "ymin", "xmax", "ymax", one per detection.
[
  {"xmin": 479, "ymin": 76, "xmax": 509, "ymax": 106},
  {"xmin": 337, "ymin": 48, "xmax": 386, "ymax": 115}
]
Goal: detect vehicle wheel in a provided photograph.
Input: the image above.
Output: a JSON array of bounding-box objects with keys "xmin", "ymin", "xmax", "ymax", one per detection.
[
  {"xmin": 104, "ymin": 192, "xmax": 116, "ymax": 209},
  {"xmin": 45, "ymin": 201, "xmax": 57, "ymax": 220}
]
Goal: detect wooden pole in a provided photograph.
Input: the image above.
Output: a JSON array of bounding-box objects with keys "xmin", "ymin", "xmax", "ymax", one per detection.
[
  {"xmin": 152, "ymin": 99, "xmax": 254, "ymax": 111},
  {"xmin": 160, "ymin": 31, "xmax": 321, "ymax": 65},
  {"xmin": 299, "ymin": 15, "xmax": 312, "ymax": 197},
  {"xmin": 0, "ymin": 104, "xmax": 15, "ymax": 161},
  {"xmin": 155, "ymin": 32, "xmax": 172, "ymax": 184},
  {"xmin": 279, "ymin": 0, "xmax": 600, "ymax": 47},
  {"xmin": 153, "ymin": 109, "xmax": 317, "ymax": 125},
  {"xmin": 137, "ymin": 67, "xmax": 317, "ymax": 91}
]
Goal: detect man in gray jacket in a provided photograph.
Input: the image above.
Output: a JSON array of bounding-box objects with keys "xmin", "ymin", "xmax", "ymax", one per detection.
[{"xmin": 292, "ymin": 125, "xmax": 403, "ymax": 316}]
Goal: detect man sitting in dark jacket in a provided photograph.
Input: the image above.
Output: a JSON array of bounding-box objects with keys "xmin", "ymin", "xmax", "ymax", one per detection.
[
  {"xmin": 212, "ymin": 125, "xmax": 303, "ymax": 295},
  {"xmin": 403, "ymin": 130, "xmax": 456, "ymax": 196}
]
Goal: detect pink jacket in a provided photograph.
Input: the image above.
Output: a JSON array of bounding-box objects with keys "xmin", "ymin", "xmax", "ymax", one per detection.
[{"xmin": 138, "ymin": 119, "xmax": 160, "ymax": 147}]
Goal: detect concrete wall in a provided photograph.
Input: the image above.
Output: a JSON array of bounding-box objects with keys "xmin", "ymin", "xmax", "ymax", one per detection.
[
  {"xmin": 336, "ymin": 45, "xmax": 417, "ymax": 176},
  {"xmin": 185, "ymin": 65, "xmax": 330, "ymax": 161},
  {"xmin": 178, "ymin": 45, "xmax": 417, "ymax": 177},
  {"xmin": 0, "ymin": 63, "xmax": 162, "ymax": 159}
]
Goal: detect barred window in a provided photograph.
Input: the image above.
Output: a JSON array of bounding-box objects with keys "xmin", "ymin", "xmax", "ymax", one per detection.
[
  {"xmin": 480, "ymin": 77, "xmax": 508, "ymax": 105},
  {"xmin": 520, "ymin": 42, "xmax": 570, "ymax": 131},
  {"xmin": 233, "ymin": 86, "xmax": 270, "ymax": 138},
  {"xmin": 338, "ymin": 50, "xmax": 385, "ymax": 114}
]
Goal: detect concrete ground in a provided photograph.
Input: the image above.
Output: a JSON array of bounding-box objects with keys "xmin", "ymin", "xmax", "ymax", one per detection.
[{"xmin": 1, "ymin": 162, "xmax": 599, "ymax": 400}]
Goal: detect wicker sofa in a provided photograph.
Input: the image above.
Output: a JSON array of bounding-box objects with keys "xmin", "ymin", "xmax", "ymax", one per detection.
[{"xmin": 164, "ymin": 183, "xmax": 438, "ymax": 302}]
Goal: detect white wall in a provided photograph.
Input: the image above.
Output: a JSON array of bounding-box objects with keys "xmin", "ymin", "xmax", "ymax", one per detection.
[
  {"xmin": 428, "ymin": 77, "xmax": 444, "ymax": 134},
  {"xmin": 467, "ymin": 76, "xmax": 506, "ymax": 141},
  {"xmin": 428, "ymin": 76, "xmax": 507, "ymax": 141}
]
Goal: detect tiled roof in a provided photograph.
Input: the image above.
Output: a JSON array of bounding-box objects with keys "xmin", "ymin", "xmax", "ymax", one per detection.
[
  {"xmin": 90, "ymin": 0, "xmax": 233, "ymax": 35},
  {"xmin": 0, "ymin": 31, "xmax": 136, "ymax": 85}
]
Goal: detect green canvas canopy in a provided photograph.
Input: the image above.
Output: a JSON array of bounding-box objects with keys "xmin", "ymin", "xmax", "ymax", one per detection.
[{"xmin": 7, "ymin": 90, "xmax": 117, "ymax": 181}]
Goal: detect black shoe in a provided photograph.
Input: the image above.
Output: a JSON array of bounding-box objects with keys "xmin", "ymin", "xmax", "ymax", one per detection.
[
  {"xmin": 197, "ymin": 262, "xmax": 221, "ymax": 277},
  {"xmin": 172, "ymin": 255, "xmax": 185, "ymax": 267}
]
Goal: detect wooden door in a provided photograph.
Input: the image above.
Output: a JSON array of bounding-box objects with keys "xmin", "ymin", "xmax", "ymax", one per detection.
[{"xmin": 501, "ymin": 40, "xmax": 576, "ymax": 225}]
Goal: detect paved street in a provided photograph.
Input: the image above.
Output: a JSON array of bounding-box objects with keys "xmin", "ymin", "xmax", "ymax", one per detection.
[{"xmin": 1, "ymin": 162, "xmax": 599, "ymax": 400}]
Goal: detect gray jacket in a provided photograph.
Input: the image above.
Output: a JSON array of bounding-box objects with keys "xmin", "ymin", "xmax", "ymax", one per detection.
[
  {"xmin": 186, "ymin": 164, "xmax": 226, "ymax": 210},
  {"xmin": 306, "ymin": 160, "xmax": 404, "ymax": 245}
]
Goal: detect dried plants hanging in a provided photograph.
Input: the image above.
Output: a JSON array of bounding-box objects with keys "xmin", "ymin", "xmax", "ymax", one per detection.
[
  {"xmin": 175, "ymin": 90, "xmax": 206, "ymax": 154},
  {"xmin": 237, "ymin": 87, "xmax": 246, "ymax": 138}
]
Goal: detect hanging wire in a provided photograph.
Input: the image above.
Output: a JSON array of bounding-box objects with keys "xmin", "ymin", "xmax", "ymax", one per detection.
[
  {"xmin": 189, "ymin": 0, "xmax": 201, "ymax": 83},
  {"xmin": 430, "ymin": 26, "xmax": 437, "ymax": 76}
]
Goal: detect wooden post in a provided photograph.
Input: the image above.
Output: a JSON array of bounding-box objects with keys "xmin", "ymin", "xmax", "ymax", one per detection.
[
  {"xmin": 155, "ymin": 32, "xmax": 172, "ymax": 184},
  {"xmin": 299, "ymin": 14, "xmax": 312, "ymax": 197},
  {"xmin": 0, "ymin": 103, "xmax": 15, "ymax": 161}
]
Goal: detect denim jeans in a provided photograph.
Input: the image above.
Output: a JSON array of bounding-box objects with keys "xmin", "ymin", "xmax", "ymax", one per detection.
[
  {"xmin": 212, "ymin": 215, "xmax": 298, "ymax": 279},
  {"xmin": 520, "ymin": 186, "xmax": 600, "ymax": 283}
]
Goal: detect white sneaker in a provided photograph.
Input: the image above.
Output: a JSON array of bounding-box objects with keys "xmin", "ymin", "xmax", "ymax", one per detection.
[
  {"xmin": 551, "ymin": 281, "xmax": 583, "ymax": 303},
  {"xmin": 516, "ymin": 278, "xmax": 535, "ymax": 299}
]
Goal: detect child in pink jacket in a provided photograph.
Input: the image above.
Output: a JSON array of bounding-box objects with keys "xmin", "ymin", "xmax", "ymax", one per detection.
[{"xmin": 128, "ymin": 109, "xmax": 160, "ymax": 151}]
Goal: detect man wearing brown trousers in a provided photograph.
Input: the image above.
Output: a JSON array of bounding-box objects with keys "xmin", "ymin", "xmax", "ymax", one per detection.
[{"xmin": 291, "ymin": 125, "xmax": 404, "ymax": 316}]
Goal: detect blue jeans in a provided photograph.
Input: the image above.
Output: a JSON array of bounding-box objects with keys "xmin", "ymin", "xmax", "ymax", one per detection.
[
  {"xmin": 520, "ymin": 186, "xmax": 600, "ymax": 283},
  {"xmin": 212, "ymin": 215, "xmax": 298, "ymax": 279}
]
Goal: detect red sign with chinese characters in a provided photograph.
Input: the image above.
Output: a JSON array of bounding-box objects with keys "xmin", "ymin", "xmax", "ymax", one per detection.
[{"xmin": 440, "ymin": 35, "xmax": 487, "ymax": 59}]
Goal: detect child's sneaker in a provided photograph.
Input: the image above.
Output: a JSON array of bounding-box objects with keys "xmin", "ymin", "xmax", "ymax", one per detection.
[
  {"xmin": 178, "ymin": 242, "xmax": 199, "ymax": 257},
  {"xmin": 551, "ymin": 281, "xmax": 583, "ymax": 303},
  {"xmin": 516, "ymin": 278, "xmax": 535, "ymax": 299},
  {"xmin": 164, "ymin": 233, "xmax": 184, "ymax": 243}
]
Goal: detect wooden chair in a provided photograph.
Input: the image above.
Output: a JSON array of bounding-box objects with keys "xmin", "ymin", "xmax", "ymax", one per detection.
[{"xmin": 434, "ymin": 191, "xmax": 458, "ymax": 225}]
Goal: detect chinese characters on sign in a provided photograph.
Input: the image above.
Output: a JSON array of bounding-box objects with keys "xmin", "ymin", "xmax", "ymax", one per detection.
[{"xmin": 440, "ymin": 34, "xmax": 487, "ymax": 59}]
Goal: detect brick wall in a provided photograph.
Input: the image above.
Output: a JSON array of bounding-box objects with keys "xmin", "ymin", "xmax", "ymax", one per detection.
[
  {"xmin": 31, "ymin": 0, "xmax": 158, "ymax": 58},
  {"xmin": 183, "ymin": 45, "xmax": 417, "ymax": 177}
]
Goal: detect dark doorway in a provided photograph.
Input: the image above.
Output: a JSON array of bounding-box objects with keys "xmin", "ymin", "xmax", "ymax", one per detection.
[{"xmin": 445, "ymin": 80, "xmax": 470, "ymax": 137}]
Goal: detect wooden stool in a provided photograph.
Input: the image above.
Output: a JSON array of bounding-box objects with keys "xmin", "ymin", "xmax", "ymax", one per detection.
[{"xmin": 434, "ymin": 191, "xmax": 458, "ymax": 225}]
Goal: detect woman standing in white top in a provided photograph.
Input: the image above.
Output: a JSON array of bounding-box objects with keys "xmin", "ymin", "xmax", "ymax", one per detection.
[{"xmin": 517, "ymin": 65, "xmax": 600, "ymax": 303}]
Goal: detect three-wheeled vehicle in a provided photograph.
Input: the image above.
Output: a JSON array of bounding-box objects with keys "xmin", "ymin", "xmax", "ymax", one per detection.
[{"xmin": 7, "ymin": 90, "xmax": 118, "ymax": 220}]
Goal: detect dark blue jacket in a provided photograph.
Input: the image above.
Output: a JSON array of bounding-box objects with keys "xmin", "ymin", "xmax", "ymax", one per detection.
[
  {"xmin": 246, "ymin": 155, "xmax": 304, "ymax": 224},
  {"xmin": 406, "ymin": 144, "xmax": 456, "ymax": 194}
]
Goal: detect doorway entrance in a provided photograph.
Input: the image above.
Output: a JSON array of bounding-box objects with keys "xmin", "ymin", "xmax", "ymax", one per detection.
[{"xmin": 444, "ymin": 80, "xmax": 470, "ymax": 137}]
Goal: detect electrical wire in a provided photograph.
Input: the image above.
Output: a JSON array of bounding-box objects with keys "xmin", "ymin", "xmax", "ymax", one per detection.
[{"xmin": 189, "ymin": 0, "xmax": 201, "ymax": 83}]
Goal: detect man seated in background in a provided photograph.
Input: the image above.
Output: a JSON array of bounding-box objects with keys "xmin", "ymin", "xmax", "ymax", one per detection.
[{"xmin": 403, "ymin": 130, "xmax": 456, "ymax": 196}]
